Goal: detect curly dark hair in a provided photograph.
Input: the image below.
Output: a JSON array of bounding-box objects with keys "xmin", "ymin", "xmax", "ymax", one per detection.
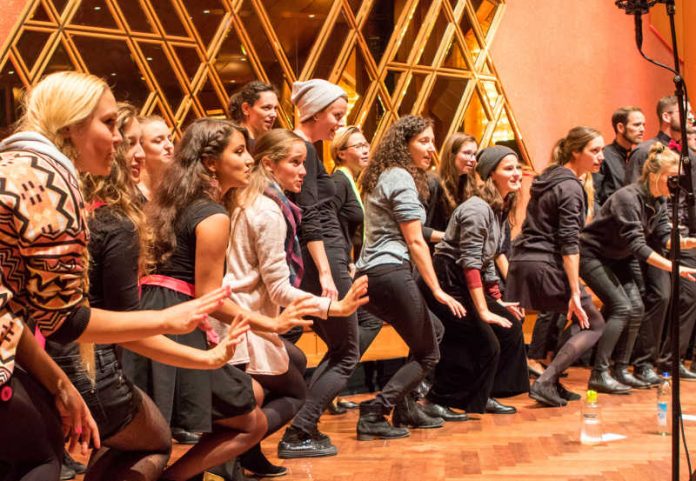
[
  {"xmin": 228, "ymin": 80, "xmax": 278, "ymax": 123},
  {"xmin": 360, "ymin": 115, "xmax": 433, "ymax": 200},
  {"xmin": 146, "ymin": 118, "xmax": 246, "ymax": 271}
]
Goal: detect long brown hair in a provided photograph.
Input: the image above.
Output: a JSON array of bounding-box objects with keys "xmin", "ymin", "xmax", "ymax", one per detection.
[
  {"xmin": 360, "ymin": 115, "xmax": 432, "ymax": 200},
  {"xmin": 473, "ymin": 175, "xmax": 519, "ymax": 227},
  {"xmin": 146, "ymin": 118, "xmax": 245, "ymax": 271},
  {"xmin": 549, "ymin": 126, "xmax": 602, "ymax": 168},
  {"xmin": 81, "ymin": 103, "xmax": 149, "ymax": 273},
  {"xmin": 438, "ymin": 132, "xmax": 477, "ymax": 214}
]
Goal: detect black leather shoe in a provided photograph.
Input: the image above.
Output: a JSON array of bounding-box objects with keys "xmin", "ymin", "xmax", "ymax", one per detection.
[
  {"xmin": 613, "ymin": 367, "xmax": 651, "ymax": 389},
  {"xmin": 63, "ymin": 452, "xmax": 86, "ymax": 474},
  {"xmin": 634, "ymin": 365, "xmax": 662, "ymax": 386},
  {"xmin": 421, "ymin": 402, "xmax": 468, "ymax": 421},
  {"xmin": 277, "ymin": 426, "xmax": 337, "ymax": 458},
  {"xmin": 327, "ymin": 398, "xmax": 347, "ymax": 415},
  {"xmin": 337, "ymin": 399, "xmax": 359, "ymax": 410},
  {"xmin": 588, "ymin": 370, "xmax": 631, "ymax": 394},
  {"xmin": 357, "ymin": 402, "xmax": 410, "ymax": 441},
  {"xmin": 393, "ymin": 394, "xmax": 444, "ymax": 429},
  {"xmin": 485, "ymin": 398, "xmax": 517, "ymax": 414},
  {"xmin": 556, "ymin": 382, "xmax": 581, "ymax": 401},
  {"xmin": 172, "ymin": 428, "xmax": 202, "ymax": 445},
  {"xmin": 679, "ymin": 363, "xmax": 696, "ymax": 381},
  {"xmin": 206, "ymin": 458, "xmax": 255, "ymax": 481},
  {"xmin": 529, "ymin": 381, "xmax": 567, "ymax": 407},
  {"xmin": 240, "ymin": 444, "xmax": 288, "ymax": 477},
  {"xmin": 60, "ymin": 464, "xmax": 76, "ymax": 481}
]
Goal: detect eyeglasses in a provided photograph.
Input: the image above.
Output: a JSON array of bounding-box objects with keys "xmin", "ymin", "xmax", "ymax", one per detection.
[
  {"xmin": 459, "ymin": 151, "xmax": 477, "ymax": 158},
  {"xmin": 343, "ymin": 142, "xmax": 370, "ymax": 150}
]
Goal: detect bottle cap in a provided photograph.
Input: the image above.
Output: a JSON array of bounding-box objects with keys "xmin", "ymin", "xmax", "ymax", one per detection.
[
  {"xmin": 663, "ymin": 372, "xmax": 671, "ymax": 378},
  {"xmin": 586, "ymin": 389, "xmax": 598, "ymax": 403}
]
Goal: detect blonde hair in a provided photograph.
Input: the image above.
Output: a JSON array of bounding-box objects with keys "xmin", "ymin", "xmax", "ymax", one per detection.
[
  {"xmin": 231, "ymin": 129, "xmax": 305, "ymax": 211},
  {"xmin": 81, "ymin": 102, "xmax": 149, "ymax": 274},
  {"xmin": 18, "ymin": 71, "xmax": 109, "ymax": 380},
  {"xmin": 19, "ymin": 71, "xmax": 108, "ymax": 156},
  {"xmin": 641, "ymin": 142, "xmax": 679, "ymax": 192},
  {"xmin": 330, "ymin": 125, "xmax": 362, "ymax": 163},
  {"xmin": 580, "ymin": 172, "xmax": 596, "ymax": 221}
]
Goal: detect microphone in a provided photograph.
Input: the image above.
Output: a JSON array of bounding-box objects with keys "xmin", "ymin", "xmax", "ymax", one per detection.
[
  {"xmin": 614, "ymin": 0, "xmax": 657, "ymax": 14},
  {"xmin": 634, "ymin": 12, "xmax": 643, "ymax": 50}
]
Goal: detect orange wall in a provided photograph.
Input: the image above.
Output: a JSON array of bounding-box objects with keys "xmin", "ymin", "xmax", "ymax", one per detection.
[
  {"xmin": 491, "ymin": 1, "xmax": 677, "ymax": 171},
  {"xmin": 0, "ymin": 0, "xmax": 27, "ymax": 53}
]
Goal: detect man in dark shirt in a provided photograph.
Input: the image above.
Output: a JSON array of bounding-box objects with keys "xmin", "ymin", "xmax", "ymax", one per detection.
[{"xmin": 593, "ymin": 106, "xmax": 645, "ymax": 206}]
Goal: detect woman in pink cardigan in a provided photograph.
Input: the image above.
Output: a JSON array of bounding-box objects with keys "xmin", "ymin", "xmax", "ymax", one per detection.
[{"xmin": 217, "ymin": 128, "xmax": 368, "ymax": 476}]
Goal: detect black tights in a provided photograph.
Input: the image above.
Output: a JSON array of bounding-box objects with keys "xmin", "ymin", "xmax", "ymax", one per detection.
[
  {"xmin": 537, "ymin": 290, "xmax": 605, "ymax": 384},
  {"xmin": 252, "ymin": 340, "xmax": 307, "ymax": 436},
  {"xmin": 85, "ymin": 388, "xmax": 171, "ymax": 481},
  {"xmin": 0, "ymin": 370, "xmax": 63, "ymax": 481}
]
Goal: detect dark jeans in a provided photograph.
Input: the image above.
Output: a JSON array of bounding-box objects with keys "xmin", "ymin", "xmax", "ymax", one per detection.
[
  {"xmin": 659, "ymin": 250, "xmax": 696, "ymax": 366},
  {"xmin": 54, "ymin": 347, "xmax": 140, "ymax": 440},
  {"xmin": 0, "ymin": 369, "xmax": 63, "ymax": 481},
  {"xmin": 358, "ymin": 262, "xmax": 440, "ymax": 411},
  {"xmin": 581, "ymin": 256, "xmax": 644, "ymax": 372},
  {"xmin": 292, "ymin": 246, "xmax": 359, "ymax": 432},
  {"xmin": 631, "ymin": 262, "xmax": 670, "ymax": 369}
]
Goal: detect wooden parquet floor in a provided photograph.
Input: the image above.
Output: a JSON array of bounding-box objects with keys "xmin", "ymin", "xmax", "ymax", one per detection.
[{"xmin": 75, "ymin": 367, "xmax": 696, "ymax": 480}]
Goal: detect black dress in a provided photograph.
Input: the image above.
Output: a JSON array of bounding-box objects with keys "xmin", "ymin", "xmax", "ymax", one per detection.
[{"xmin": 122, "ymin": 199, "xmax": 255, "ymax": 431}]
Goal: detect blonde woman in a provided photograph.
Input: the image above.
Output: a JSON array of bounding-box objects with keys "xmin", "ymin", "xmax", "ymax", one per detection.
[{"xmin": 0, "ymin": 72, "xmax": 229, "ymax": 481}]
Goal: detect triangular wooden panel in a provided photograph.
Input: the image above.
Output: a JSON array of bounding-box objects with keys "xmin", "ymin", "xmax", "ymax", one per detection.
[
  {"xmin": 15, "ymin": 29, "xmax": 53, "ymax": 75},
  {"xmin": 69, "ymin": 0, "xmax": 120, "ymax": 30},
  {"xmin": 113, "ymin": 0, "xmax": 156, "ymax": 34},
  {"xmin": 27, "ymin": 0, "xmax": 54, "ymax": 23}
]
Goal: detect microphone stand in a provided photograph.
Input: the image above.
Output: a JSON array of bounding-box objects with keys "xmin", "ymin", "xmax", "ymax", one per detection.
[{"xmin": 616, "ymin": 2, "xmax": 693, "ymax": 480}]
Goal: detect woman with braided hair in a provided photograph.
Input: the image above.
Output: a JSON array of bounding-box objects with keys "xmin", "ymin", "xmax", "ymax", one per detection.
[{"xmin": 134, "ymin": 118, "xmax": 313, "ymax": 481}]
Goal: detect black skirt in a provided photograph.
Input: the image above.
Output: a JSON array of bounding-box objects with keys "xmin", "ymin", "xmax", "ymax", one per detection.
[
  {"xmin": 505, "ymin": 259, "xmax": 571, "ymax": 313},
  {"xmin": 121, "ymin": 285, "xmax": 255, "ymax": 432},
  {"xmin": 420, "ymin": 256, "xmax": 529, "ymax": 413}
]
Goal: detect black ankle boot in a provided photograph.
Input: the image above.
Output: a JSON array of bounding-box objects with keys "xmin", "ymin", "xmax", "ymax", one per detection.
[
  {"xmin": 588, "ymin": 370, "xmax": 631, "ymax": 394},
  {"xmin": 613, "ymin": 366, "xmax": 650, "ymax": 389},
  {"xmin": 357, "ymin": 402, "xmax": 410, "ymax": 441},
  {"xmin": 240, "ymin": 443, "xmax": 287, "ymax": 477},
  {"xmin": 392, "ymin": 394, "xmax": 444, "ymax": 429},
  {"xmin": 529, "ymin": 380, "xmax": 567, "ymax": 407}
]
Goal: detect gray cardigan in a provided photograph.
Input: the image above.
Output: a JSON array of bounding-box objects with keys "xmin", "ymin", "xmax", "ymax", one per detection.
[{"xmin": 434, "ymin": 196, "xmax": 503, "ymax": 284}]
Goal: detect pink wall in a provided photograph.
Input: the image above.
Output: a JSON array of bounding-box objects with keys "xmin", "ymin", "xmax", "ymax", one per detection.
[
  {"xmin": 491, "ymin": 1, "xmax": 676, "ymax": 172},
  {"xmin": 0, "ymin": 0, "xmax": 27, "ymax": 53}
]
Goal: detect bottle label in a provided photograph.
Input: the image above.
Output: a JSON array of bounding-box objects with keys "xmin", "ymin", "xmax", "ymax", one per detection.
[{"xmin": 657, "ymin": 401, "xmax": 668, "ymax": 426}]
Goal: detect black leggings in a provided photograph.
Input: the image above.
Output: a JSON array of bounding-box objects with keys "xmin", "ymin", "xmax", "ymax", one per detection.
[
  {"xmin": 358, "ymin": 262, "xmax": 440, "ymax": 411},
  {"xmin": 252, "ymin": 340, "xmax": 307, "ymax": 436},
  {"xmin": 581, "ymin": 256, "xmax": 644, "ymax": 372},
  {"xmin": 0, "ymin": 369, "xmax": 63, "ymax": 481},
  {"xmin": 292, "ymin": 246, "xmax": 359, "ymax": 432}
]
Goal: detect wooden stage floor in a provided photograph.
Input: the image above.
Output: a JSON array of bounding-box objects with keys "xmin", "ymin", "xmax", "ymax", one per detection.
[{"xmin": 77, "ymin": 366, "xmax": 696, "ymax": 481}]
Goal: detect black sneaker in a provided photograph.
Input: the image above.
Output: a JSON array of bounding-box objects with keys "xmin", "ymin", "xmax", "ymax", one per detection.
[
  {"xmin": 277, "ymin": 426, "xmax": 337, "ymax": 459},
  {"xmin": 63, "ymin": 452, "xmax": 86, "ymax": 474}
]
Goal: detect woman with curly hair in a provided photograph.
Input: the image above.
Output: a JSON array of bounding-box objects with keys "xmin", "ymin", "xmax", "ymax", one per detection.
[
  {"xmin": 581, "ymin": 143, "xmax": 696, "ymax": 396},
  {"xmin": 228, "ymin": 80, "xmax": 279, "ymax": 151},
  {"xmin": 355, "ymin": 115, "xmax": 466, "ymax": 440}
]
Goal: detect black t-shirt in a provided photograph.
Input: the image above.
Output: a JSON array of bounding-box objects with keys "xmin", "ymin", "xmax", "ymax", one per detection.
[
  {"xmin": 288, "ymin": 141, "xmax": 344, "ymax": 250},
  {"xmin": 331, "ymin": 170, "xmax": 364, "ymax": 260},
  {"xmin": 157, "ymin": 199, "xmax": 228, "ymax": 284},
  {"xmin": 47, "ymin": 206, "xmax": 141, "ymax": 357}
]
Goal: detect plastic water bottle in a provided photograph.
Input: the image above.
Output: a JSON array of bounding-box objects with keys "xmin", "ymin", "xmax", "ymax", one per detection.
[
  {"xmin": 657, "ymin": 372, "xmax": 672, "ymax": 436},
  {"xmin": 580, "ymin": 389, "xmax": 603, "ymax": 445}
]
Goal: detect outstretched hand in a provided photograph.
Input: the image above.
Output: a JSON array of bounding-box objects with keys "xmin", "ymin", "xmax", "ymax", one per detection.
[
  {"xmin": 55, "ymin": 379, "xmax": 100, "ymax": 455},
  {"xmin": 331, "ymin": 276, "xmax": 369, "ymax": 317},
  {"xmin": 275, "ymin": 296, "xmax": 315, "ymax": 333},
  {"xmin": 162, "ymin": 285, "xmax": 231, "ymax": 335},
  {"xmin": 206, "ymin": 314, "xmax": 249, "ymax": 368}
]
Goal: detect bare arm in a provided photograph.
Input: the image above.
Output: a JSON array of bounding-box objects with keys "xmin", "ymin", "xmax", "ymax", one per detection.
[
  {"xmin": 562, "ymin": 253, "xmax": 589, "ymax": 328},
  {"xmin": 495, "ymin": 254, "xmax": 509, "ymax": 280}
]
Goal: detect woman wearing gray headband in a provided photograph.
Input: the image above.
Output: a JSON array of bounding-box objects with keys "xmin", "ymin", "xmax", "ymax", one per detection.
[{"xmin": 278, "ymin": 79, "xmax": 362, "ymax": 459}]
